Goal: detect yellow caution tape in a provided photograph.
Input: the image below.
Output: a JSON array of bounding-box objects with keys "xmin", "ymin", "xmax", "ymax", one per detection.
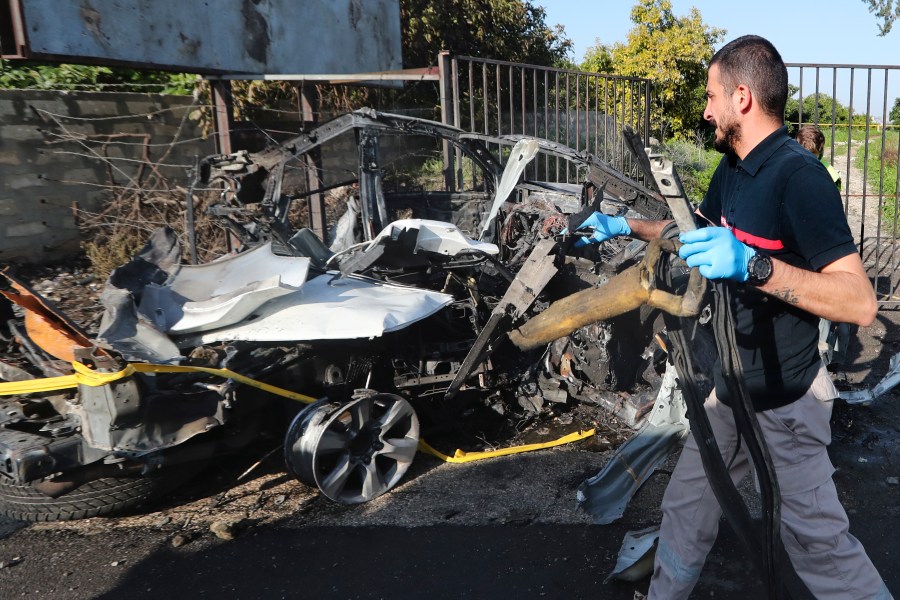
[
  {"xmin": 0, "ymin": 362, "xmax": 594, "ymax": 462},
  {"xmin": 0, "ymin": 373, "xmax": 81, "ymax": 395},
  {"xmin": 417, "ymin": 428, "xmax": 595, "ymax": 463},
  {"xmin": 0, "ymin": 361, "xmax": 317, "ymax": 404}
]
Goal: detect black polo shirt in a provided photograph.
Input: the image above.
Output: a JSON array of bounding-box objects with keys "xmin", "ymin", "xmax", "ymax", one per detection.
[{"xmin": 698, "ymin": 126, "xmax": 857, "ymax": 411}]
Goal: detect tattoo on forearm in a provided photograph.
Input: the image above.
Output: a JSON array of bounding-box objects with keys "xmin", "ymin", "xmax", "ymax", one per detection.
[{"xmin": 772, "ymin": 287, "xmax": 800, "ymax": 305}]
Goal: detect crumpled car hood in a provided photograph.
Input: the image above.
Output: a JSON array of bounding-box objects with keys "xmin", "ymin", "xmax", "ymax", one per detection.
[
  {"xmin": 97, "ymin": 227, "xmax": 453, "ymax": 363},
  {"xmin": 175, "ymin": 272, "xmax": 453, "ymax": 346}
]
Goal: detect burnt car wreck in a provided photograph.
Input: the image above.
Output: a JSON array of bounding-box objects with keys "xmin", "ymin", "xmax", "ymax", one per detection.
[{"xmin": 0, "ymin": 108, "xmax": 708, "ymax": 521}]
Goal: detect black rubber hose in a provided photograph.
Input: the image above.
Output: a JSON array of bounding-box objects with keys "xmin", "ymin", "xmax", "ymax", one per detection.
[
  {"xmin": 712, "ymin": 281, "xmax": 781, "ymax": 599},
  {"xmin": 657, "ymin": 238, "xmax": 813, "ymax": 599}
]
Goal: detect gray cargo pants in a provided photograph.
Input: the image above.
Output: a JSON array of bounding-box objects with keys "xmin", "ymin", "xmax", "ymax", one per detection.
[{"xmin": 647, "ymin": 365, "xmax": 892, "ymax": 600}]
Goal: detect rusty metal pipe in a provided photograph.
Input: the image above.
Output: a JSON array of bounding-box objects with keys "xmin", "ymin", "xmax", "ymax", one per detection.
[{"xmin": 508, "ymin": 238, "xmax": 705, "ymax": 351}]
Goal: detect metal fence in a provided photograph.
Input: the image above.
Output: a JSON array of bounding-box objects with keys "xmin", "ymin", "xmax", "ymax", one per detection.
[
  {"xmin": 437, "ymin": 52, "xmax": 653, "ymax": 189},
  {"xmin": 438, "ymin": 57, "xmax": 900, "ymax": 306},
  {"xmin": 206, "ymin": 55, "xmax": 898, "ymax": 305},
  {"xmin": 788, "ymin": 63, "xmax": 900, "ymax": 307}
]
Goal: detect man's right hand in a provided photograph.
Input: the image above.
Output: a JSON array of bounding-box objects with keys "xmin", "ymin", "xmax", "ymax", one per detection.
[{"xmin": 566, "ymin": 211, "xmax": 631, "ymax": 247}]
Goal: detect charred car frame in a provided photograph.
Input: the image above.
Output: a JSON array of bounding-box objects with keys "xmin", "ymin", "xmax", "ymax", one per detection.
[{"xmin": 0, "ymin": 108, "xmax": 699, "ymax": 521}]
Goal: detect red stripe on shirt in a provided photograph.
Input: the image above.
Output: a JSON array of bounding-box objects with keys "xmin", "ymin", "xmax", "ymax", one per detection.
[
  {"xmin": 732, "ymin": 227, "xmax": 784, "ymax": 250},
  {"xmin": 718, "ymin": 216, "xmax": 784, "ymax": 250}
]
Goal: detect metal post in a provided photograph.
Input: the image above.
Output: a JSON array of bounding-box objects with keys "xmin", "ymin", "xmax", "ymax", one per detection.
[
  {"xmin": 482, "ymin": 62, "xmax": 489, "ymax": 137},
  {"xmin": 452, "ymin": 56, "xmax": 462, "ymax": 189},
  {"xmin": 860, "ymin": 68, "xmax": 874, "ymax": 261},
  {"xmin": 468, "ymin": 61, "xmax": 475, "ymax": 134},
  {"xmin": 0, "ymin": 0, "xmax": 27, "ymax": 57},
  {"xmin": 185, "ymin": 156, "xmax": 199, "ymax": 264},
  {"xmin": 300, "ymin": 85, "xmax": 326, "ymax": 241},
  {"xmin": 508, "ymin": 66, "xmax": 514, "ymax": 137},
  {"xmin": 830, "ymin": 67, "xmax": 838, "ymax": 163},
  {"xmin": 210, "ymin": 78, "xmax": 234, "ymax": 155},
  {"xmin": 814, "ymin": 67, "xmax": 821, "ymax": 124},
  {"xmin": 554, "ymin": 72, "xmax": 560, "ymax": 181},
  {"xmin": 544, "ymin": 70, "xmax": 549, "ymax": 177},
  {"xmin": 590, "ymin": 76, "xmax": 600, "ymax": 156},
  {"xmin": 644, "ymin": 82, "xmax": 652, "ymax": 148},
  {"xmin": 210, "ymin": 78, "xmax": 237, "ymax": 253},
  {"xmin": 519, "ymin": 67, "xmax": 525, "ymax": 136},
  {"xmin": 469, "ymin": 60, "xmax": 476, "ymax": 188},
  {"xmin": 874, "ymin": 69, "xmax": 890, "ymax": 298},
  {"xmin": 438, "ymin": 51, "xmax": 455, "ymax": 191},
  {"xmin": 846, "ymin": 68, "xmax": 855, "ymax": 215},
  {"xmin": 575, "ymin": 73, "xmax": 581, "ymax": 155}
]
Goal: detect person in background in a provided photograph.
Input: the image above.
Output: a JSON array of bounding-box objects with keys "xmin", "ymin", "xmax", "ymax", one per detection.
[
  {"xmin": 796, "ymin": 124, "xmax": 850, "ymax": 366},
  {"xmin": 796, "ymin": 123, "xmax": 842, "ymax": 189},
  {"xmin": 570, "ymin": 35, "xmax": 890, "ymax": 599}
]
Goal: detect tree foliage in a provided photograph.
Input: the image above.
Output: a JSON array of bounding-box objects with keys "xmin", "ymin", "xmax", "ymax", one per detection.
[
  {"xmin": 401, "ymin": 0, "xmax": 572, "ymax": 68},
  {"xmin": 0, "ymin": 59, "xmax": 196, "ymax": 94},
  {"xmin": 785, "ymin": 92, "xmax": 850, "ymax": 126},
  {"xmin": 862, "ymin": 0, "xmax": 900, "ymax": 35},
  {"xmin": 581, "ymin": 44, "xmax": 614, "ymax": 74},
  {"xmin": 786, "ymin": 91, "xmax": 879, "ymax": 130},
  {"xmin": 580, "ymin": 0, "xmax": 725, "ymax": 138},
  {"xmin": 890, "ymin": 97, "xmax": 900, "ymax": 126}
]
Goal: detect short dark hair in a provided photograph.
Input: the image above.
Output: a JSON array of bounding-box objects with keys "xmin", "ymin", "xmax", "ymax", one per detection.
[
  {"xmin": 796, "ymin": 124, "xmax": 825, "ymax": 157},
  {"xmin": 710, "ymin": 35, "xmax": 788, "ymax": 120}
]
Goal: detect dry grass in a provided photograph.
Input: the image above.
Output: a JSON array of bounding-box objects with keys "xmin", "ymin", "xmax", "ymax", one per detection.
[
  {"xmin": 78, "ymin": 185, "xmax": 231, "ymax": 281},
  {"xmin": 69, "ymin": 130, "xmax": 233, "ymax": 280}
]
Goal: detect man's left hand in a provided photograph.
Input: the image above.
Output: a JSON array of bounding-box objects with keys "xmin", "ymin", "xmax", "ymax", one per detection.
[{"xmin": 678, "ymin": 227, "xmax": 757, "ymax": 281}]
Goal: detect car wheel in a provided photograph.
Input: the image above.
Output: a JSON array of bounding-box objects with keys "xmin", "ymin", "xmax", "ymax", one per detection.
[
  {"xmin": 0, "ymin": 474, "xmax": 178, "ymax": 522},
  {"xmin": 284, "ymin": 394, "xmax": 419, "ymax": 504}
]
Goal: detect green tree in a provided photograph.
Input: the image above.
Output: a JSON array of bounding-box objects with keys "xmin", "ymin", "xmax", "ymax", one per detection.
[
  {"xmin": 581, "ymin": 0, "xmax": 725, "ymax": 138},
  {"xmin": 862, "ymin": 0, "xmax": 899, "ymax": 35},
  {"xmin": 581, "ymin": 42, "xmax": 614, "ymax": 74},
  {"xmin": 401, "ymin": 0, "xmax": 571, "ymax": 68},
  {"xmin": 785, "ymin": 93, "xmax": 851, "ymax": 127},
  {"xmin": 0, "ymin": 59, "xmax": 195, "ymax": 94},
  {"xmin": 890, "ymin": 97, "xmax": 900, "ymax": 126}
]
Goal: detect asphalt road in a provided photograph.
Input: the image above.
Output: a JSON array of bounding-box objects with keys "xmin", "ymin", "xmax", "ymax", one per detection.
[{"xmin": 0, "ymin": 448, "xmax": 771, "ymax": 600}]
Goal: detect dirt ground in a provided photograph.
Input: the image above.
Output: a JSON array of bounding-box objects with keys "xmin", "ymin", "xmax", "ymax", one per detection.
[{"xmin": 0, "ymin": 293, "xmax": 897, "ymax": 598}]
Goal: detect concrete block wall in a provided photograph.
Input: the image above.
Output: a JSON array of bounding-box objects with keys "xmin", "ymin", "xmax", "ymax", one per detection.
[{"xmin": 0, "ymin": 90, "xmax": 214, "ymax": 264}]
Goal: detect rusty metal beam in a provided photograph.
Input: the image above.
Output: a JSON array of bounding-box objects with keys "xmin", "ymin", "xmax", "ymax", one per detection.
[
  {"xmin": 210, "ymin": 79, "xmax": 234, "ymax": 156},
  {"xmin": 300, "ymin": 86, "xmax": 326, "ymax": 241},
  {"xmin": 214, "ymin": 67, "xmax": 440, "ymax": 82},
  {"xmin": 0, "ymin": 0, "xmax": 27, "ymax": 57}
]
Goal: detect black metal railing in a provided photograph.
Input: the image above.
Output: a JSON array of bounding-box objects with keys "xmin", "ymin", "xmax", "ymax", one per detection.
[
  {"xmin": 788, "ymin": 63, "xmax": 900, "ymax": 307},
  {"xmin": 436, "ymin": 56, "xmax": 899, "ymax": 305},
  {"xmin": 438, "ymin": 53, "xmax": 653, "ymax": 190}
]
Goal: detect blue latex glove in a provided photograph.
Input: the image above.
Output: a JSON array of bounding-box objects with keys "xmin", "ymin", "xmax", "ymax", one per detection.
[
  {"xmin": 678, "ymin": 227, "xmax": 757, "ymax": 281},
  {"xmin": 567, "ymin": 211, "xmax": 631, "ymax": 248}
]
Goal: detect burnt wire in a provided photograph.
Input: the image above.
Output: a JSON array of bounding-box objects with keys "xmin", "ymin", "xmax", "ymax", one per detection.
[
  {"xmin": 32, "ymin": 103, "xmax": 204, "ymax": 122},
  {"xmin": 49, "ymin": 151, "xmax": 193, "ymax": 169}
]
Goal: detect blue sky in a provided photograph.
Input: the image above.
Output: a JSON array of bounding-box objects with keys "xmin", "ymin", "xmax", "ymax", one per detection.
[{"xmin": 540, "ymin": 0, "xmax": 900, "ymax": 117}]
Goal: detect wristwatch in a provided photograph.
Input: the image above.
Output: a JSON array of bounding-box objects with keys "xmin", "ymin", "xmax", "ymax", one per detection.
[{"xmin": 747, "ymin": 253, "xmax": 773, "ymax": 286}]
